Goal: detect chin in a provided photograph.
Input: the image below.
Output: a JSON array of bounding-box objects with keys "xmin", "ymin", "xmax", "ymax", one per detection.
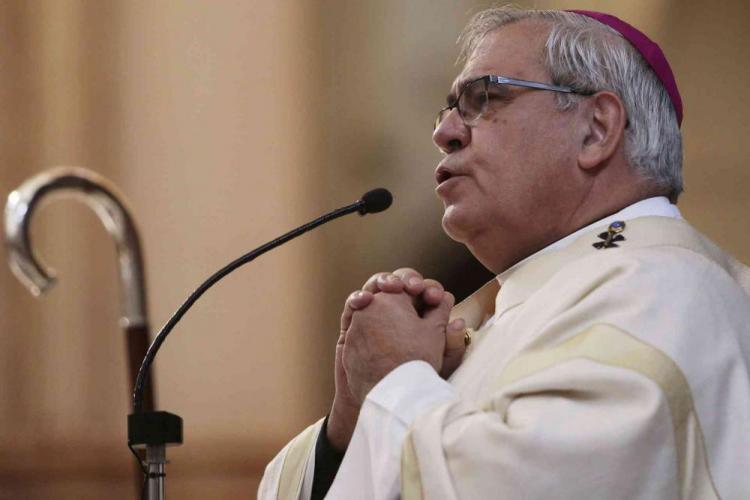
[{"xmin": 441, "ymin": 205, "xmax": 474, "ymax": 243}]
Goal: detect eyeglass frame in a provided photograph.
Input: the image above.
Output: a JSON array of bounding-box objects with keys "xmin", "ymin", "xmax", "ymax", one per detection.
[{"xmin": 435, "ymin": 74, "xmax": 590, "ymax": 129}]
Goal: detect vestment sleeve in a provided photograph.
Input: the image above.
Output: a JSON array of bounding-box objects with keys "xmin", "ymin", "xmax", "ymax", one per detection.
[{"xmin": 325, "ymin": 361, "xmax": 459, "ymax": 499}]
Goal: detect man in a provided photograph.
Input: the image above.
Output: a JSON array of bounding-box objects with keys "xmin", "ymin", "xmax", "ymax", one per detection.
[{"xmin": 260, "ymin": 6, "xmax": 750, "ymax": 499}]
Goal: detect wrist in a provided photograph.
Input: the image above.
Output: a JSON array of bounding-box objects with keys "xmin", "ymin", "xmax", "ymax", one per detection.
[{"xmin": 327, "ymin": 402, "xmax": 359, "ymax": 452}]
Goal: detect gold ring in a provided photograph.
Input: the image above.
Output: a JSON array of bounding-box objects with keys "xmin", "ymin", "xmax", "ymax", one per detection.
[{"xmin": 463, "ymin": 329, "xmax": 472, "ymax": 347}]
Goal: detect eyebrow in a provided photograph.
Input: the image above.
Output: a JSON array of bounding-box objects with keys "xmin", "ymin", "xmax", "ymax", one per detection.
[
  {"xmin": 445, "ymin": 76, "xmax": 474, "ymax": 106},
  {"xmin": 445, "ymin": 86, "xmax": 459, "ymax": 106}
]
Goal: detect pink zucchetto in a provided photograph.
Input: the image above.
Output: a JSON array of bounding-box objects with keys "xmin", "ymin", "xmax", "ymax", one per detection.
[{"xmin": 567, "ymin": 10, "xmax": 683, "ymax": 127}]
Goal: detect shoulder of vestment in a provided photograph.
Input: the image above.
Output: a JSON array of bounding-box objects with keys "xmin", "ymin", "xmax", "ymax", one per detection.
[{"xmin": 495, "ymin": 216, "xmax": 750, "ymax": 319}]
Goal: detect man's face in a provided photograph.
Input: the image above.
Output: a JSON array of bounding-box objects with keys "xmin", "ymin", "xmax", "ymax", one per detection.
[{"xmin": 433, "ymin": 21, "xmax": 585, "ymax": 272}]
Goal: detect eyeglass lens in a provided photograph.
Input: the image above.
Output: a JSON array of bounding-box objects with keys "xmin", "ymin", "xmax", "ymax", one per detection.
[{"xmin": 435, "ymin": 78, "xmax": 489, "ymax": 129}]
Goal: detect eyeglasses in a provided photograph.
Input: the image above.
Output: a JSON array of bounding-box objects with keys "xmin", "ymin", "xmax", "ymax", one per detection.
[{"xmin": 434, "ymin": 75, "xmax": 585, "ymax": 129}]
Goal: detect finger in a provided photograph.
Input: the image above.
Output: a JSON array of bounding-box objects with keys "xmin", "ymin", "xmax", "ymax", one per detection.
[
  {"xmin": 347, "ymin": 290, "xmax": 374, "ymax": 310},
  {"xmin": 376, "ymin": 273, "xmax": 406, "ymax": 293},
  {"xmin": 423, "ymin": 291, "xmax": 455, "ymax": 323},
  {"xmin": 363, "ymin": 272, "xmax": 405, "ymax": 294},
  {"xmin": 362, "ymin": 272, "xmax": 390, "ymax": 293},
  {"xmin": 420, "ymin": 279, "xmax": 445, "ymax": 307},
  {"xmin": 393, "ymin": 268, "xmax": 425, "ymax": 295},
  {"xmin": 340, "ymin": 290, "xmax": 374, "ymax": 333}
]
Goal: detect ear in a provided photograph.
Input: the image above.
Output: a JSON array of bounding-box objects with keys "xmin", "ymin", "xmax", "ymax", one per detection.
[{"xmin": 578, "ymin": 91, "xmax": 627, "ymax": 170}]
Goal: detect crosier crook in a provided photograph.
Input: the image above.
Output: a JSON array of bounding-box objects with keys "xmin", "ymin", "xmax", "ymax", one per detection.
[{"xmin": 4, "ymin": 166, "xmax": 156, "ymax": 413}]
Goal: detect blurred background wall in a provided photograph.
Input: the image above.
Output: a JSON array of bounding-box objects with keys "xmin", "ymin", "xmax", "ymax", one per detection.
[{"xmin": 0, "ymin": 0, "xmax": 747, "ymax": 498}]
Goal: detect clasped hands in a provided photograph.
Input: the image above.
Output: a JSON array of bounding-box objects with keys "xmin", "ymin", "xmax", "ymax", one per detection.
[{"xmin": 327, "ymin": 268, "xmax": 466, "ymax": 451}]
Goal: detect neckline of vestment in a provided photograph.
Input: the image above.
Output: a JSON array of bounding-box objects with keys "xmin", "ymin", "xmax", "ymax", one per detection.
[
  {"xmin": 451, "ymin": 214, "xmax": 746, "ymax": 337},
  {"xmin": 452, "ymin": 197, "xmax": 682, "ymax": 331}
]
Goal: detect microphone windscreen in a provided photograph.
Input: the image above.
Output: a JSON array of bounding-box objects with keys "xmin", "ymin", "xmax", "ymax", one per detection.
[{"xmin": 359, "ymin": 188, "xmax": 393, "ymax": 215}]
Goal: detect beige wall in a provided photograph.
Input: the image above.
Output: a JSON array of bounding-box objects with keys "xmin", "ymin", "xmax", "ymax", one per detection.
[
  {"xmin": 0, "ymin": 1, "xmax": 327, "ymax": 497},
  {"xmin": 0, "ymin": 1, "xmax": 747, "ymax": 498}
]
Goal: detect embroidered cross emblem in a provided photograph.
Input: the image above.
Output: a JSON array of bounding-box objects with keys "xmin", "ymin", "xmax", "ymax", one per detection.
[{"xmin": 593, "ymin": 221, "xmax": 626, "ymax": 249}]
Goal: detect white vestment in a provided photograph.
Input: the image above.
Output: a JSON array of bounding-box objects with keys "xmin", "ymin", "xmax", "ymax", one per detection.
[{"xmin": 258, "ymin": 199, "xmax": 750, "ymax": 499}]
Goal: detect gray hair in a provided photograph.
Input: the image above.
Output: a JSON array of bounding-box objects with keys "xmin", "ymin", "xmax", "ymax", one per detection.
[{"xmin": 458, "ymin": 6, "xmax": 683, "ymax": 201}]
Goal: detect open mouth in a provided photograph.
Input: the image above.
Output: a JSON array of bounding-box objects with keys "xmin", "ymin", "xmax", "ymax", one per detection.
[{"xmin": 435, "ymin": 167, "xmax": 454, "ymax": 184}]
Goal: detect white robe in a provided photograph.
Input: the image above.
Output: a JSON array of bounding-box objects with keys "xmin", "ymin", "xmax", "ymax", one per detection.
[{"xmin": 259, "ymin": 203, "xmax": 750, "ymax": 499}]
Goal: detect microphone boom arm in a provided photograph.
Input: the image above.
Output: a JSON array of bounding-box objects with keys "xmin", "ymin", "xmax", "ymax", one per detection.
[
  {"xmin": 128, "ymin": 188, "xmax": 391, "ymax": 500},
  {"xmin": 132, "ymin": 191, "xmax": 390, "ymax": 412}
]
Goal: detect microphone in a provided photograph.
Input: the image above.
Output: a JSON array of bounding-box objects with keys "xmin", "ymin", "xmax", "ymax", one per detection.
[
  {"xmin": 131, "ymin": 188, "xmax": 392, "ymax": 413},
  {"xmin": 359, "ymin": 188, "xmax": 393, "ymax": 215}
]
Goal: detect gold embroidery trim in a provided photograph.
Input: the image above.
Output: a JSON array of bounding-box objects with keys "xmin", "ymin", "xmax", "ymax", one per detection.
[
  {"xmin": 277, "ymin": 419, "xmax": 323, "ymax": 500},
  {"xmin": 495, "ymin": 324, "xmax": 721, "ymax": 499}
]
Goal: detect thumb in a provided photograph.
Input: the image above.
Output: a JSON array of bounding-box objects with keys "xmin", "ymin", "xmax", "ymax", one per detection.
[
  {"xmin": 440, "ymin": 317, "xmax": 467, "ymax": 379},
  {"xmin": 444, "ymin": 317, "xmax": 466, "ymax": 354}
]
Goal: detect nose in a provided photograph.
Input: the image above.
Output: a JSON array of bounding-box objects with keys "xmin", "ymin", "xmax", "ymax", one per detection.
[{"xmin": 432, "ymin": 108, "xmax": 470, "ymax": 154}]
